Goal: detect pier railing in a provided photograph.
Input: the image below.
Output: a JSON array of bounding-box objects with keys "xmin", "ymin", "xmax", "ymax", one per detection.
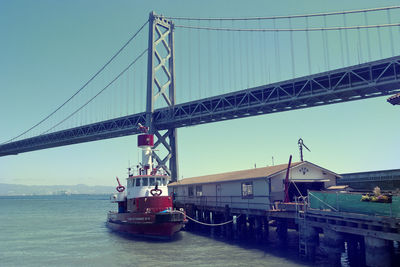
[
  {"xmin": 308, "ymin": 191, "xmax": 400, "ymax": 218},
  {"xmin": 174, "ymin": 195, "xmax": 271, "ymax": 211}
]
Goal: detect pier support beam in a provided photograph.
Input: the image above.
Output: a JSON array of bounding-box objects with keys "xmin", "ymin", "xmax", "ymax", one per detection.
[
  {"xmin": 345, "ymin": 234, "xmax": 365, "ymax": 267},
  {"xmin": 276, "ymin": 219, "xmax": 288, "ymax": 242},
  {"xmin": 248, "ymin": 216, "xmax": 255, "ymax": 241},
  {"xmin": 365, "ymin": 236, "xmax": 391, "ymax": 267},
  {"xmin": 254, "ymin": 217, "xmax": 263, "ymax": 243},
  {"xmin": 237, "ymin": 214, "xmax": 247, "ymax": 240},
  {"xmin": 300, "ymin": 225, "xmax": 319, "ymax": 261},
  {"xmin": 262, "ymin": 217, "xmax": 269, "ymax": 242},
  {"xmin": 210, "ymin": 211, "xmax": 215, "ymax": 237},
  {"xmin": 322, "ymin": 229, "xmax": 344, "ymax": 266}
]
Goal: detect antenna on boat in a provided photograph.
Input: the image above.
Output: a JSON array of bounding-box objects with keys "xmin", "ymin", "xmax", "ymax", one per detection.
[{"xmin": 298, "ymin": 138, "xmax": 311, "ymax": 162}]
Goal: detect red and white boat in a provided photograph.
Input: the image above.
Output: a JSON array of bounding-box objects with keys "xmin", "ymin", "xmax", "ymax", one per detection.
[{"xmin": 107, "ymin": 126, "xmax": 186, "ymax": 238}]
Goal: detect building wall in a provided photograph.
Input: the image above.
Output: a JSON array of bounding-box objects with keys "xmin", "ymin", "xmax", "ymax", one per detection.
[
  {"xmin": 338, "ymin": 169, "xmax": 400, "ymax": 191},
  {"xmin": 169, "ymin": 162, "xmax": 338, "ymax": 210},
  {"xmin": 264, "ymin": 162, "xmax": 337, "ymax": 202},
  {"xmin": 169, "ymin": 178, "xmax": 271, "ymax": 210}
]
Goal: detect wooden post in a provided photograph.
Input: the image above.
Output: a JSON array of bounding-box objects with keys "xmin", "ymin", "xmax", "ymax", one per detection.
[
  {"xmin": 322, "ymin": 228, "xmax": 344, "ymax": 266},
  {"xmin": 365, "ymin": 236, "xmax": 391, "ymax": 267}
]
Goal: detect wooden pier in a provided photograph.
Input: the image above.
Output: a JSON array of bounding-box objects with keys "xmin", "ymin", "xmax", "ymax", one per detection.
[{"xmin": 174, "ymin": 193, "xmax": 400, "ymax": 267}]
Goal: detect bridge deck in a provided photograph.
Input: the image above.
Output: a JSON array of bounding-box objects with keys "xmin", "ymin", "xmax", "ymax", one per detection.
[{"xmin": 1, "ymin": 55, "xmax": 399, "ymax": 156}]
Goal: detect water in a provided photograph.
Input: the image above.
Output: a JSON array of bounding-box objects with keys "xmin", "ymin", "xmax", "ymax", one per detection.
[
  {"xmin": 0, "ymin": 195, "xmax": 313, "ymax": 267},
  {"xmin": 4, "ymin": 195, "xmax": 396, "ymax": 266}
]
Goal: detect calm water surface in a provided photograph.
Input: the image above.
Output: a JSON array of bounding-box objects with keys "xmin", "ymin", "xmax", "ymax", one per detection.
[{"xmin": 0, "ymin": 195, "xmax": 340, "ymax": 267}]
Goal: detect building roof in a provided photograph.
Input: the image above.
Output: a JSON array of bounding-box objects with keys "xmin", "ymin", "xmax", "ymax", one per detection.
[
  {"xmin": 327, "ymin": 185, "xmax": 350, "ymax": 190},
  {"xmin": 169, "ymin": 161, "xmax": 339, "ymax": 186},
  {"xmin": 387, "ymin": 93, "xmax": 400, "ymax": 105}
]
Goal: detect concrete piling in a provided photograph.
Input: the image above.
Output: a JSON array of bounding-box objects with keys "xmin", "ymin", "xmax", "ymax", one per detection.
[
  {"xmin": 365, "ymin": 236, "xmax": 391, "ymax": 267},
  {"xmin": 322, "ymin": 228, "xmax": 344, "ymax": 266}
]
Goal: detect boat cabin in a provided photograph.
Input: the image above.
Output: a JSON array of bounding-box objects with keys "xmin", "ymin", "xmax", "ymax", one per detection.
[{"xmin": 168, "ymin": 161, "xmax": 340, "ymax": 211}]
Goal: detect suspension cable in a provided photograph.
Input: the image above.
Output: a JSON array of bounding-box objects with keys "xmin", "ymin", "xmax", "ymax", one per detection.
[
  {"xmin": 174, "ymin": 23, "xmax": 400, "ymax": 32},
  {"xmin": 162, "ymin": 6, "xmax": 400, "ymax": 21},
  {"xmin": 41, "ymin": 49, "xmax": 148, "ymax": 135},
  {"xmin": 2, "ymin": 20, "xmax": 149, "ymax": 144}
]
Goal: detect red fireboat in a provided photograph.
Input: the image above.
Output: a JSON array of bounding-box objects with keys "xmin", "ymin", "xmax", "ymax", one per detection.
[{"xmin": 106, "ymin": 124, "xmax": 186, "ymax": 238}]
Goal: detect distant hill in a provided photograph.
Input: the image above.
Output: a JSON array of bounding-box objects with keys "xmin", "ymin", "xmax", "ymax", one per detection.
[{"xmin": 0, "ymin": 183, "xmax": 115, "ymax": 196}]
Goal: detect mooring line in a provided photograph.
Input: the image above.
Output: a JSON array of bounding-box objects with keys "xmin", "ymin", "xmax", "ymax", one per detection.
[{"xmin": 176, "ymin": 210, "xmax": 241, "ymax": 227}]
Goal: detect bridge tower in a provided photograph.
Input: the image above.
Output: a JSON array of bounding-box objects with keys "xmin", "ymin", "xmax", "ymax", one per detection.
[{"xmin": 146, "ymin": 12, "xmax": 178, "ymax": 182}]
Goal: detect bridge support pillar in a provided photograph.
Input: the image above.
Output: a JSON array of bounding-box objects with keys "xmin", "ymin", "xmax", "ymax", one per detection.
[
  {"xmin": 146, "ymin": 12, "xmax": 178, "ymax": 181},
  {"xmin": 365, "ymin": 236, "xmax": 391, "ymax": 267}
]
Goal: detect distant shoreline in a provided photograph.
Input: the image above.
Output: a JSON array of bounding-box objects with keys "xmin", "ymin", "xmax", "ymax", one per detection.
[{"xmin": 0, "ymin": 183, "xmax": 115, "ymax": 196}]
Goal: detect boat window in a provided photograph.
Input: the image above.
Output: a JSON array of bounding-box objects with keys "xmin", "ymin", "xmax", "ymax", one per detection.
[
  {"xmin": 128, "ymin": 179, "xmax": 132, "ymax": 187},
  {"xmin": 162, "ymin": 178, "xmax": 166, "ymax": 186},
  {"xmin": 149, "ymin": 178, "xmax": 155, "ymax": 186},
  {"xmin": 136, "ymin": 178, "xmax": 141, "ymax": 187},
  {"xmin": 131, "ymin": 179, "xmax": 135, "ymax": 187},
  {"xmin": 142, "ymin": 178, "xmax": 148, "ymax": 186},
  {"xmin": 156, "ymin": 178, "xmax": 161, "ymax": 186}
]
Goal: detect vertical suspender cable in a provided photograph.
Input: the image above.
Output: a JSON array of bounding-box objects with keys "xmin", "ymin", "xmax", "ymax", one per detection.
[
  {"xmin": 219, "ymin": 19, "xmax": 223, "ymax": 93},
  {"xmin": 377, "ymin": 25, "xmax": 383, "ymax": 58},
  {"xmin": 115, "ymin": 72, "xmax": 118, "ymax": 118},
  {"xmin": 306, "ymin": 16, "xmax": 311, "ymax": 75},
  {"xmin": 238, "ymin": 20, "xmax": 244, "ymax": 89},
  {"xmin": 245, "ymin": 20, "xmax": 250, "ymax": 88},
  {"xmin": 232, "ymin": 19, "xmax": 238, "ymax": 91},
  {"xmin": 126, "ymin": 63, "xmax": 129, "ymax": 115},
  {"xmin": 220, "ymin": 19, "xmax": 225, "ymax": 93},
  {"xmin": 140, "ymin": 64, "xmax": 144, "ymax": 113},
  {"xmin": 188, "ymin": 26, "xmax": 192, "ymax": 101},
  {"xmin": 260, "ymin": 19, "xmax": 268, "ymax": 84},
  {"xmin": 273, "ymin": 18, "xmax": 281, "ymax": 81},
  {"xmin": 357, "ymin": 27, "xmax": 362, "ymax": 64},
  {"xmin": 364, "ymin": 11, "xmax": 371, "ymax": 61},
  {"xmin": 227, "ymin": 20, "xmax": 233, "ymax": 92},
  {"xmin": 250, "ymin": 21, "xmax": 256, "ymax": 85},
  {"xmin": 231, "ymin": 20, "xmax": 236, "ymax": 91},
  {"xmin": 208, "ymin": 20, "xmax": 212, "ymax": 97},
  {"xmin": 289, "ymin": 17, "xmax": 295, "ymax": 78},
  {"xmin": 339, "ymin": 29, "xmax": 345, "ymax": 68},
  {"xmin": 343, "ymin": 13, "xmax": 350, "ymax": 66},
  {"xmin": 323, "ymin": 15, "xmax": 330, "ymax": 71},
  {"xmin": 198, "ymin": 20, "xmax": 201, "ymax": 99},
  {"xmin": 387, "ymin": 9, "xmax": 395, "ymax": 56}
]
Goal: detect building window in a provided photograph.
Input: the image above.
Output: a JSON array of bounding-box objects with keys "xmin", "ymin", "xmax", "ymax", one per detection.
[
  {"xmin": 188, "ymin": 186, "xmax": 194, "ymax": 197},
  {"xmin": 242, "ymin": 182, "xmax": 253, "ymax": 199},
  {"xmin": 196, "ymin": 185, "xmax": 202, "ymax": 197}
]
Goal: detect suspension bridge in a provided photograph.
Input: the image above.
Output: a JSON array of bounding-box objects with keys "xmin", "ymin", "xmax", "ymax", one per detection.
[{"xmin": 1, "ymin": 6, "xmax": 399, "ymax": 181}]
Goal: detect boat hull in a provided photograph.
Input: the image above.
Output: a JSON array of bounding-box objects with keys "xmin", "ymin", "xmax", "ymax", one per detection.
[{"xmin": 106, "ymin": 211, "xmax": 185, "ymax": 238}]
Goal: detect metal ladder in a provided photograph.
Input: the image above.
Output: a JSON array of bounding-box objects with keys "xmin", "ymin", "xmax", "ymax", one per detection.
[{"xmin": 295, "ymin": 197, "xmax": 308, "ymax": 259}]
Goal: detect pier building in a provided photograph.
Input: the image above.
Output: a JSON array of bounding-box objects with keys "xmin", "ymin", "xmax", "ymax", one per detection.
[
  {"xmin": 169, "ymin": 161, "xmax": 339, "ymax": 212},
  {"xmin": 169, "ymin": 163, "xmax": 400, "ymax": 267}
]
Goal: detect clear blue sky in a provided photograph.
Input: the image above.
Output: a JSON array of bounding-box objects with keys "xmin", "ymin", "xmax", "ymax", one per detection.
[{"xmin": 0, "ymin": 0, "xmax": 399, "ymax": 186}]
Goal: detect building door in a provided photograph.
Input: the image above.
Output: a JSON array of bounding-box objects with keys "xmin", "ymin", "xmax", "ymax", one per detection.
[{"xmin": 216, "ymin": 184, "xmax": 222, "ymax": 207}]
